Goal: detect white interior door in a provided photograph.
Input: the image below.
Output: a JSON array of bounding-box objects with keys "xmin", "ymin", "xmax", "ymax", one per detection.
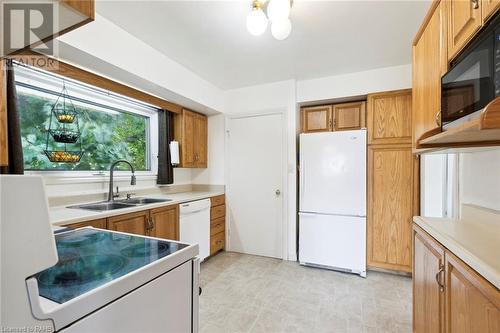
[{"xmin": 228, "ymin": 113, "xmax": 283, "ymax": 259}]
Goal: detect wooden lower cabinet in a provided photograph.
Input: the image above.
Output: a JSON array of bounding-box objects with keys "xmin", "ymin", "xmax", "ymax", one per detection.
[
  {"xmin": 107, "ymin": 210, "xmax": 149, "ymax": 236},
  {"xmin": 413, "ymin": 225, "xmax": 500, "ymax": 333},
  {"xmin": 210, "ymin": 195, "xmax": 226, "ymax": 256},
  {"xmin": 445, "ymin": 252, "xmax": 500, "ymax": 333},
  {"xmin": 413, "ymin": 225, "xmax": 446, "ymax": 333},
  {"xmin": 67, "ymin": 218, "xmax": 107, "ymax": 230},
  {"xmin": 210, "ymin": 231, "xmax": 225, "ymax": 255},
  {"xmin": 367, "ymin": 145, "xmax": 418, "ymax": 272},
  {"xmin": 150, "ymin": 205, "xmax": 179, "ymax": 241}
]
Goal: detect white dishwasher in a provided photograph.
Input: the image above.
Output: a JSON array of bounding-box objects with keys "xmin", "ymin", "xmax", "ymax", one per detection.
[{"xmin": 180, "ymin": 199, "xmax": 211, "ymax": 261}]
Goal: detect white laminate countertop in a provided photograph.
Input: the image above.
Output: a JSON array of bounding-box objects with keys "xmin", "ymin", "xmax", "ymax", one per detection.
[
  {"xmin": 413, "ymin": 205, "xmax": 500, "ymax": 289},
  {"xmin": 50, "ymin": 190, "xmax": 224, "ymax": 226}
]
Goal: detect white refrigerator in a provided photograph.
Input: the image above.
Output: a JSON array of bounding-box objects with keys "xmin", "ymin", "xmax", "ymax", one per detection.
[{"xmin": 299, "ymin": 130, "xmax": 367, "ymax": 277}]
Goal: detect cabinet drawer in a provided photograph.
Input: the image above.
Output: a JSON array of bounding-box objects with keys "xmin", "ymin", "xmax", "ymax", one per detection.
[
  {"xmin": 210, "ymin": 194, "xmax": 225, "ymax": 207},
  {"xmin": 67, "ymin": 218, "xmax": 106, "ymax": 230},
  {"xmin": 210, "ymin": 217, "xmax": 225, "ymax": 236},
  {"xmin": 210, "ymin": 204, "xmax": 225, "ymax": 220},
  {"xmin": 210, "ymin": 231, "xmax": 225, "ymax": 255}
]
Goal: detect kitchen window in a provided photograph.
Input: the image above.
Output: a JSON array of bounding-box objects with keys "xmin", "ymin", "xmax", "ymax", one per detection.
[{"xmin": 14, "ymin": 63, "xmax": 159, "ymax": 174}]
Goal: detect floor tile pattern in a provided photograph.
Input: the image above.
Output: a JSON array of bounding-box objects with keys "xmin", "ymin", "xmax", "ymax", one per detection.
[{"xmin": 200, "ymin": 252, "xmax": 412, "ymax": 333}]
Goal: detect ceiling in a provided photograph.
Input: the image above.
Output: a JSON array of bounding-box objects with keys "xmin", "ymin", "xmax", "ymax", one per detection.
[{"xmin": 96, "ymin": 0, "xmax": 431, "ymax": 90}]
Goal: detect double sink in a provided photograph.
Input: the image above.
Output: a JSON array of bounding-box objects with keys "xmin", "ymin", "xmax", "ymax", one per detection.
[{"xmin": 68, "ymin": 197, "xmax": 172, "ymax": 211}]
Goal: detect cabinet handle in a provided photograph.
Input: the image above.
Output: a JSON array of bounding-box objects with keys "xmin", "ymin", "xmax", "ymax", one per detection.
[
  {"xmin": 435, "ymin": 264, "xmax": 445, "ymax": 292},
  {"xmin": 471, "ymin": 0, "xmax": 479, "ymax": 9},
  {"xmin": 435, "ymin": 111, "xmax": 441, "ymax": 127},
  {"xmin": 329, "ymin": 119, "xmax": 333, "ymax": 129}
]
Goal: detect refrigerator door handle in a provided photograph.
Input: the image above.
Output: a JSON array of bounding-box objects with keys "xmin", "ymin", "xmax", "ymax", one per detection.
[{"xmin": 300, "ymin": 159, "xmax": 306, "ymax": 205}]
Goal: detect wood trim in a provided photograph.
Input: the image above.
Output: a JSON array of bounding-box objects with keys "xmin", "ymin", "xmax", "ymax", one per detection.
[
  {"xmin": 0, "ymin": 59, "xmax": 8, "ymax": 166},
  {"xmin": 413, "ymin": 0, "xmax": 442, "ymax": 45},
  {"xmin": 9, "ymin": 51, "xmax": 183, "ymax": 113}
]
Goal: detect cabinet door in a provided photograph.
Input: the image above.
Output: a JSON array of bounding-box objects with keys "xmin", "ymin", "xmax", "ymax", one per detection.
[
  {"xmin": 194, "ymin": 114, "xmax": 207, "ymax": 168},
  {"xmin": 413, "ymin": 225, "xmax": 446, "ymax": 333},
  {"xmin": 448, "ymin": 0, "xmax": 482, "ymax": 60},
  {"xmin": 367, "ymin": 145, "xmax": 417, "ymax": 272},
  {"xmin": 367, "ymin": 90, "xmax": 412, "ymax": 145},
  {"xmin": 445, "ymin": 251, "xmax": 500, "ymax": 333},
  {"xmin": 301, "ymin": 105, "xmax": 332, "ymax": 133},
  {"xmin": 107, "ymin": 211, "xmax": 149, "ymax": 236},
  {"xmin": 413, "ymin": 1, "xmax": 447, "ymax": 149},
  {"xmin": 181, "ymin": 110, "xmax": 197, "ymax": 168},
  {"xmin": 68, "ymin": 218, "xmax": 107, "ymax": 230},
  {"xmin": 332, "ymin": 101, "xmax": 366, "ymax": 131},
  {"xmin": 482, "ymin": 0, "xmax": 500, "ymax": 22},
  {"xmin": 150, "ymin": 205, "xmax": 179, "ymax": 241}
]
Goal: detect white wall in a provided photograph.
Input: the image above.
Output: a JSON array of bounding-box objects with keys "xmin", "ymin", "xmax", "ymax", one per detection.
[
  {"xmin": 296, "ymin": 64, "xmax": 412, "ymax": 103},
  {"xmin": 459, "ymin": 149, "xmax": 500, "ymax": 211},
  {"xmin": 223, "ymin": 80, "xmax": 298, "ymax": 261},
  {"xmin": 57, "ymin": 14, "xmax": 224, "ymax": 113}
]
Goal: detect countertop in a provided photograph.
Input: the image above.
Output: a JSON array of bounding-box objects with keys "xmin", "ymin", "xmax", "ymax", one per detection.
[
  {"xmin": 50, "ymin": 190, "xmax": 224, "ymax": 226},
  {"xmin": 413, "ymin": 205, "xmax": 500, "ymax": 289}
]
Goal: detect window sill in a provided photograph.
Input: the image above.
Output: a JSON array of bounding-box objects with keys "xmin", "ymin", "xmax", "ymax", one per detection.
[{"xmin": 25, "ymin": 171, "xmax": 157, "ymax": 185}]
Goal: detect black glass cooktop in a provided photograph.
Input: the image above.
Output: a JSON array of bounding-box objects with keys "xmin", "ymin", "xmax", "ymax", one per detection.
[{"xmin": 33, "ymin": 228, "xmax": 188, "ymax": 304}]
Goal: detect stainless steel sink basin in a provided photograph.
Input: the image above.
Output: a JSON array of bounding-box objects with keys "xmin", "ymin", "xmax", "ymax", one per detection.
[
  {"xmin": 68, "ymin": 201, "xmax": 136, "ymax": 211},
  {"xmin": 117, "ymin": 197, "xmax": 172, "ymax": 205},
  {"xmin": 67, "ymin": 198, "xmax": 172, "ymax": 211}
]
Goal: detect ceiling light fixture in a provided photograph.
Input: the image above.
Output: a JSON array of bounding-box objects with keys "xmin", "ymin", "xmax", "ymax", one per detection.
[
  {"xmin": 246, "ymin": 0, "xmax": 292, "ymax": 40},
  {"xmin": 246, "ymin": 0, "xmax": 268, "ymax": 36}
]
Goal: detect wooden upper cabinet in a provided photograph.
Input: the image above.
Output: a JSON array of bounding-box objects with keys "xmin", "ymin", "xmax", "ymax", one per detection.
[
  {"xmin": 0, "ymin": 61, "xmax": 7, "ymax": 167},
  {"xmin": 301, "ymin": 105, "xmax": 332, "ymax": 133},
  {"xmin": 301, "ymin": 102, "xmax": 366, "ymax": 133},
  {"xmin": 447, "ymin": 0, "xmax": 482, "ymax": 60},
  {"xmin": 367, "ymin": 145, "xmax": 418, "ymax": 273},
  {"xmin": 413, "ymin": 225, "xmax": 446, "ymax": 333},
  {"xmin": 482, "ymin": 0, "xmax": 500, "ymax": 22},
  {"xmin": 174, "ymin": 109, "xmax": 207, "ymax": 168},
  {"xmin": 445, "ymin": 251, "xmax": 500, "ymax": 333},
  {"xmin": 413, "ymin": 1, "xmax": 447, "ymax": 149},
  {"xmin": 107, "ymin": 211, "xmax": 149, "ymax": 236},
  {"xmin": 332, "ymin": 101, "xmax": 366, "ymax": 131},
  {"xmin": 150, "ymin": 205, "xmax": 179, "ymax": 241},
  {"xmin": 367, "ymin": 89, "xmax": 413, "ymax": 145},
  {"xmin": 194, "ymin": 115, "xmax": 208, "ymax": 167}
]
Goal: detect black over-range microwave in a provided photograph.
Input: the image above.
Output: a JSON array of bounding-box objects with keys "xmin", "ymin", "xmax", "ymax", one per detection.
[{"xmin": 441, "ymin": 14, "xmax": 500, "ymax": 129}]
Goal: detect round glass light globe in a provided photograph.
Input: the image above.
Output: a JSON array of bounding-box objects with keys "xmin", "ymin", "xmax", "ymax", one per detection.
[
  {"xmin": 267, "ymin": 0, "xmax": 290, "ymax": 22},
  {"xmin": 271, "ymin": 18, "xmax": 292, "ymax": 40},
  {"xmin": 246, "ymin": 8, "xmax": 268, "ymax": 36}
]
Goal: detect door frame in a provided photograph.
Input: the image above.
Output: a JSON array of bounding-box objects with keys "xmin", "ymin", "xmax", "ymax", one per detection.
[{"xmin": 225, "ymin": 110, "xmax": 288, "ymax": 260}]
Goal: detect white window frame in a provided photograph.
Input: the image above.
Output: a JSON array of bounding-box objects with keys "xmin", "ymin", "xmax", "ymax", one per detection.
[{"xmin": 15, "ymin": 63, "xmax": 159, "ymax": 183}]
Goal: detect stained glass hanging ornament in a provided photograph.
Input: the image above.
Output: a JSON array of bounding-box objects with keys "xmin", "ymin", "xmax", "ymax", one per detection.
[{"xmin": 44, "ymin": 81, "xmax": 83, "ymax": 163}]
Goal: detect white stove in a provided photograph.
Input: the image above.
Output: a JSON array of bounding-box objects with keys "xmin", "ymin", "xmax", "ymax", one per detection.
[{"xmin": 0, "ymin": 176, "xmax": 200, "ymax": 332}]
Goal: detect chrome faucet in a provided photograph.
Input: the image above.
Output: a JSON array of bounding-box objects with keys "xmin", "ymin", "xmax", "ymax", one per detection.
[{"xmin": 108, "ymin": 160, "xmax": 136, "ymax": 201}]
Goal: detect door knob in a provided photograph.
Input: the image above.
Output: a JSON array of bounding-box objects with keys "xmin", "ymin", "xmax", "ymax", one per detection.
[{"xmin": 275, "ymin": 189, "xmax": 281, "ymax": 196}]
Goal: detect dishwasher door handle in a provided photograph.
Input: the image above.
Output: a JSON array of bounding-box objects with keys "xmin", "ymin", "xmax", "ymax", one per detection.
[{"xmin": 180, "ymin": 208, "xmax": 208, "ymax": 216}]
